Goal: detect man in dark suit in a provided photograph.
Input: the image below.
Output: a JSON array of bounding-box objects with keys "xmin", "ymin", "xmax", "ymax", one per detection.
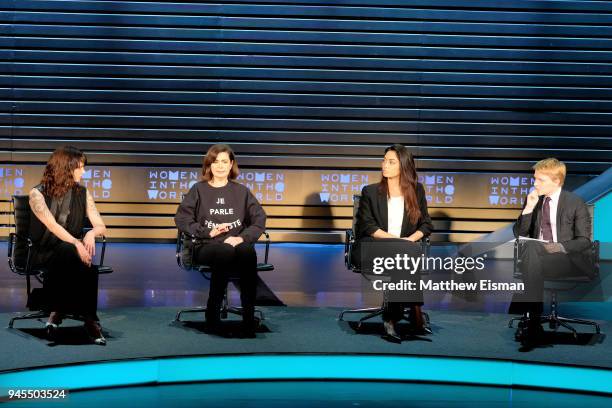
[{"xmin": 513, "ymin": 158, "xmax": 593, "ymax": 347}]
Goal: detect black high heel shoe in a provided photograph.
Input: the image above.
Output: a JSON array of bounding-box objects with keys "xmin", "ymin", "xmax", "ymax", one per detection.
[
  {"xmin": 205, "ymin": 307, "xmax": 222, "ymax": 334},
  {"xmin": 408, "ymin": 306, "xmax": 432, "ymax": 335},
  {"xmin": 45, "ymin": 322, "xmax": 58, "ymax": 340},
  {"xmin": 84, "ymin": 321, "xmax": 107, "ymax": 346},
  {"xmin": 383, "ymin": 321, "xmax": 402, "ymax": 344},
  {"xmin": 45, "ymin": 312, "xmax": 63, "ymax": 341}
]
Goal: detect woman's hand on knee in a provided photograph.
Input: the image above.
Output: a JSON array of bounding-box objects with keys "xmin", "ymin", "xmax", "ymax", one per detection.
[
  {"xmin": 75, "ymin": 240, "xmax": 92, "ymax": 266},
  {"xmin": 83, "ymin": 230, "xmax": 96, "ymax": 257},
  {"xmin": 223, "ymin": 236, "xmax": 244, "ymax": 247}
]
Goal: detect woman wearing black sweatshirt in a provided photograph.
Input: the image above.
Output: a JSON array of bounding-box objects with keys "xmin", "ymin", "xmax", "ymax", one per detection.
[{"xmin": 175, "ymin": 144, "xmax": 266, "ymax": 337}]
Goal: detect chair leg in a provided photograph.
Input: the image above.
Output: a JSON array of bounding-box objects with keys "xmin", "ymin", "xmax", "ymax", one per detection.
[
  {"xmin": 175, "ymin": 307, "xmax": 207, "ymax": 322},
  {"xmin": 226, "ymin": 306, "xmax": 265, "ymax": 322},
  {"xmin": 338, "ymin": 307, "xmax": 383, "ymax": 321},
  {"xmin": 553, "ymin": 318, "xmax": 579, "ymax": 338},
  {"xmin": 508, "ymin": 316, "xmax": 523, "ymax": 328},
  {"xmin": 176, "ymin": 306, "xmax": 264, "ymax": 323},
  {"xmin": 541, "ymin": 314, "xmax": 601, "ymax": 337},
  {"xmin": 8, "ymin": 311, "xmax": 50, "ymax": 329},
  {"xmin": 357, "ymin": 309, "xmax": 384, "ymax": 328},
  {"xmin": 557, "ymin": 316, "xmax": 601, "ymax": 334}
]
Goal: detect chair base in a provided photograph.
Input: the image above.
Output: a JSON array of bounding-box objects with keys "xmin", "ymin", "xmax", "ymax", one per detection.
[
  {"xmin": 8, "ymin": 311, "xmax": 50, "ymax": 329},
  {"xmin": 339, "ymin": 306, "xmax": 430, "ymax": 329},
  {"xmin": 508, "ymin": 314, "xmax": 601, "ymax": 337},
  {"xmin": 175, "ymin": 305, "xmax": 264, "ymax": 323},
  {"xmin": 8, "ymin": 311, "xmax": 91, "ymax": 329}
]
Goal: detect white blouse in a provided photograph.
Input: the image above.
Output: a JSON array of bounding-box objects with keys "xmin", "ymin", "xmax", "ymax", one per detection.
[{"xmin": 387, "ymin": 196, "xmax": 404, "ymax": 238}]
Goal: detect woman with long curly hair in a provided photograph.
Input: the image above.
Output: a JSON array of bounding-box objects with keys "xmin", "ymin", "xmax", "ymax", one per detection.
[
  {"xmin": 352, "ymin": 144, "xmax": 433, "ymax": 343},
  {"xmin": 29, "ymin": 146, "xmax": 107, "ymax": 345}
]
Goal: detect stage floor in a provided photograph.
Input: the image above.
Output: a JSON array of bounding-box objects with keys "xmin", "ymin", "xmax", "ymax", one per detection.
[
  {"xmin": 2, "ymin": 242, "xmax": 611, "ymax": 375},
  {"xmin": 1, "ymin": 306, "xmax": 609, "ymax": 373}
]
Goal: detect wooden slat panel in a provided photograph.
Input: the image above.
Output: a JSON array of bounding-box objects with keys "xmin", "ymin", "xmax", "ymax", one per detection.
[{"xmin": 1, "ymin": 0, "xmax": 609, "ymax": 243}]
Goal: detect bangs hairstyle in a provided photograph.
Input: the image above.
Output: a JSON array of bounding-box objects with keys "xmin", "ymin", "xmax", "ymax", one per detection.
[
  {"xmin": 41, "ymin": 146, "xmax": 87, "ymax": 198},
  {"xmin": 532, "ymin": 158, "xmax": 566, "ymax": 185},
  {"xmin": 201, "ymin": 144, "xmax": 239, "ymax": 181},
  {"xmin": 378, "ymin": 144, "xmax": 421, "ymax": 225}
]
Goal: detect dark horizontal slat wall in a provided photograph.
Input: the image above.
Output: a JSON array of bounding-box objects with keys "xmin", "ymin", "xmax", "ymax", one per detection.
[{"xmin": 1, "ymin": 0, "xmax": 611, "ymax": 242}]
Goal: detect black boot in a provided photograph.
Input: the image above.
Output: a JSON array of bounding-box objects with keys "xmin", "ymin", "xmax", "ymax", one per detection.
[
  {"xmin": 205, "ymin": 301, "xmax": 222, "ymax": 333},
  {"xmin": 516, "ymin": 313, "xmax": 543, "ymax": 348},
  {"xmin": 240, "ymin": 306, "xmax": 257, "ymax": 338}
]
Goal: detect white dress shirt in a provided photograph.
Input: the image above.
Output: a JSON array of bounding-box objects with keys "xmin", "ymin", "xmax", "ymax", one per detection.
[
  {"xmin": 387, "ymin": 196, "xmax": 404, "ymax": 238},
  {"xmin": 539, "ymin": 187, "xmax": 562, "ymax": 243}
]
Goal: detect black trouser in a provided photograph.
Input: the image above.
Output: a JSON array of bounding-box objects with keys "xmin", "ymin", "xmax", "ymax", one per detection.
[
  {"xmin": 194, "ymin": 241, "xmax": 258, "ymax": 320},
  {"xmin": 519, "ymin": 241, "xmax": 582, "ymax": 316},
  {"xmin": 43, "ymin": 242, "xmax": 99, "ymax": 321},
  {"xmin": 351, "ymin": 237, "xmax": 424, "ymax": 322}
]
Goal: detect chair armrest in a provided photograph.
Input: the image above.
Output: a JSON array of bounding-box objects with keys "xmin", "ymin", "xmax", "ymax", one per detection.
[
  {"xmin": 420, "ymin": 236, "xmax": 431, "ymax": 254},
  {"xmin": 95, "ymin": 235, "xmax": 108, "ymax": 267},
  {"xmin": 82, "ymin": 227, "xmax": 109, "ymax": 267},
  {"xmin": 7, "ymin": 232, "xmax": 36, "ymax": 276},
  {"xmin": 513, "ymin": 238, "xmax": 522, "ymax": 279},
  {"xmin": 262, "ymin": 231, "xmax": 271, "ymax": 264},
  {"xmin": 177, "ymin": 230, "xmax": 272, "ymax": 269},
  {"xmin": 176, "ymin": 231, "xmax": 213, "ymax": 270},
  {"xmin": 418, "ymin": 236, "xmax": 431, "ymax": 273},
  {"xmin": 345, "ymin": 229, "xmax": 355, "ymax": 270},
  {"xmin": 176, "ymin": 230, "xmax": 185, "ymax": 267},
  {"xmin": 97, "ymin": 265, "xmax": 113, "ymax": 274},
  {"xmin": 7, "ymin": 232, "xmax": 16, "ymax": 258}
]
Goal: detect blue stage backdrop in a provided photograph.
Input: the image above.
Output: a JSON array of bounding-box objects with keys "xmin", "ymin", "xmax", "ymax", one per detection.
[{"xmin": 0, "ymin": 0, "xmax": 610, "ymax": 242}]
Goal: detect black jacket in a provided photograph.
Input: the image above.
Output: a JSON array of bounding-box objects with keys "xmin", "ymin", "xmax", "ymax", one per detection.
[
  {"xmin": 355, "ymin": 182, "xmax": 433, "ymax": 240},
  {"xmin": 512, "ymin": 189, "xmax": 591, "ymax": 254}
]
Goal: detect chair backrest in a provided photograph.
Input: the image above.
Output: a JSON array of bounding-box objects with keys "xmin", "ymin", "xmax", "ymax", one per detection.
[
  {"xmin": 587, "ymin": 204, "xmax": 595, "ymax": 242},
  {"xmin": 586, "ymin": 204, "xmax": 600, "ymax": 277},
  {"xmin": 352, "ymin": 194, "xmax": 361, "ymax": 234},
  {"xmin": 11, "ymin": 195, "xmax": 33, "ymax": 272},
  {"xmin": 176, "ymin": 231, "xmax": 195, "ymax": 271}
]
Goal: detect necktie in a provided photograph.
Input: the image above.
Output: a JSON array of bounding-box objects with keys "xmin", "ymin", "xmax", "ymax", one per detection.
[{"xmin": 541, "ymin": 196, "xmax": 553, "ymax": 242}]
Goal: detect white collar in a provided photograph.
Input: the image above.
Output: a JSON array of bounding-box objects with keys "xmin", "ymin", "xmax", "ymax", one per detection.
[{"xmin": 546, "ymin": 187, "xmax": 562, "ymax": 203}]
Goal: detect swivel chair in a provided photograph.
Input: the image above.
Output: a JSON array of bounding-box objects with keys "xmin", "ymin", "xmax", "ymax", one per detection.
[
  {"xmin": 175, "ymin": 231, "xmax": 274, "ymax": 323},
  {"xmin": 338, "ymin": 195, "xmax": 431, "ymax": 328},
  {"xmin": 7, "ymin": 195, "xmax": 113, "ymax": 329},
  {"xmin": 508, "ymin": 204, "xmax": 601, "ymax": 337}
]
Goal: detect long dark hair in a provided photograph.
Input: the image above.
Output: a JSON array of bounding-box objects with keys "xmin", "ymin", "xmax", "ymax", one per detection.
[
  {"xmin": 201, "ymin": 144, "xmax": 239, "ymax": 181},
  {"xmin": 41, "ymin": 146, "xmax": 87, "ymax": 198},
  {"xmin": 378, "ymin": 144, "xmax": 421, "ymax": 224}
]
